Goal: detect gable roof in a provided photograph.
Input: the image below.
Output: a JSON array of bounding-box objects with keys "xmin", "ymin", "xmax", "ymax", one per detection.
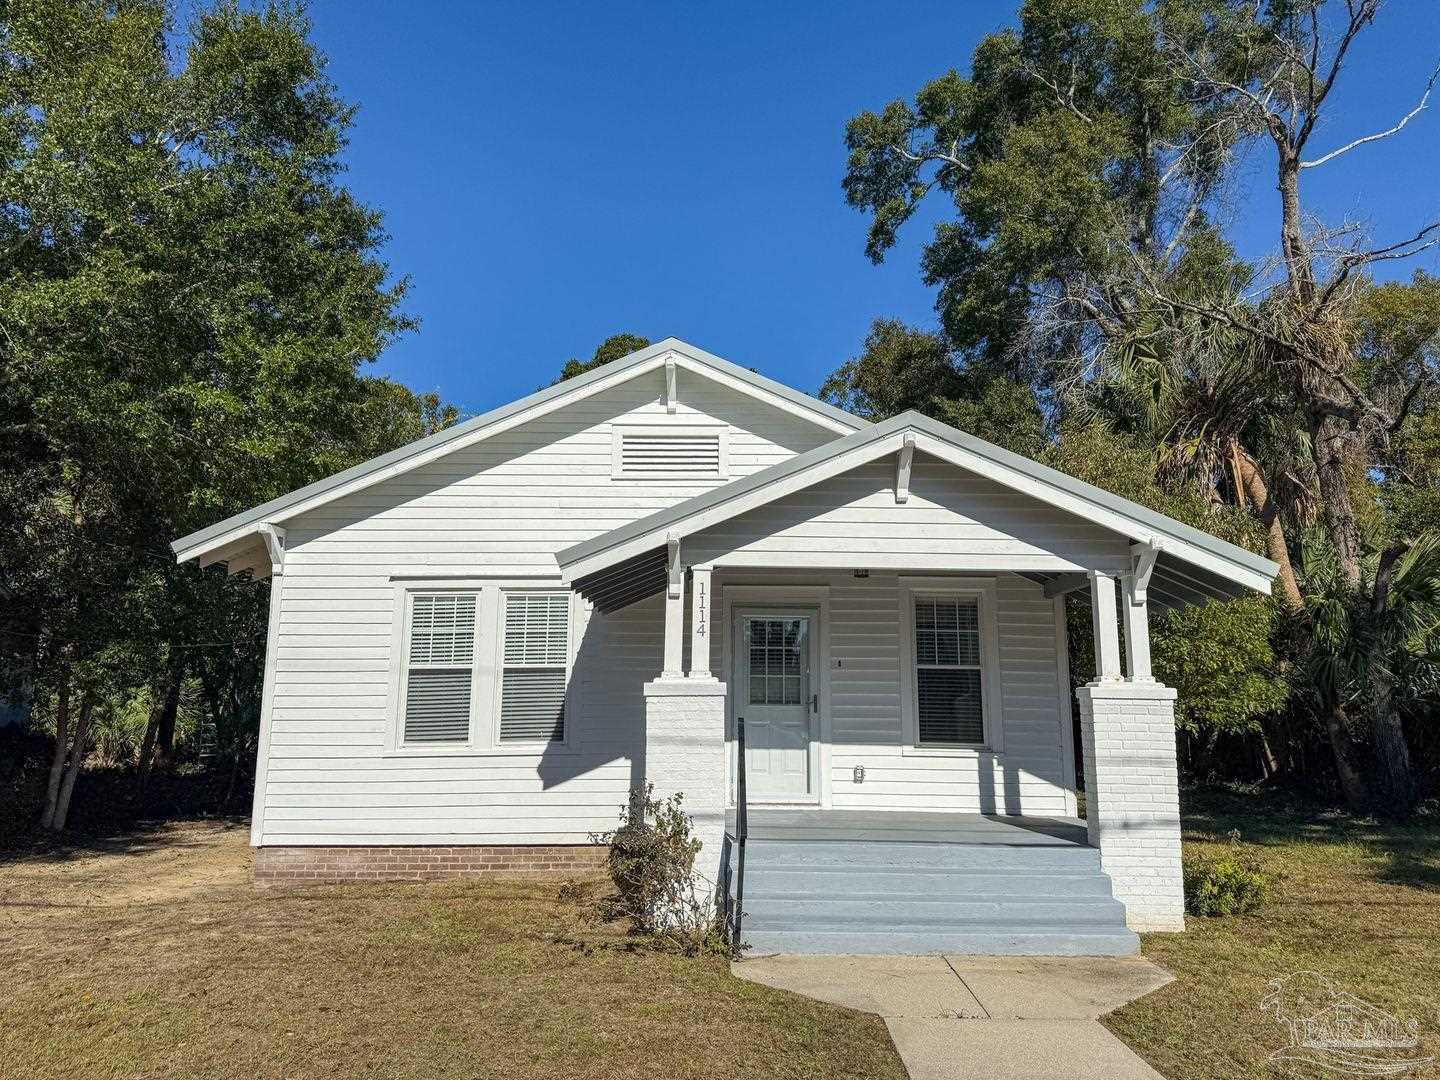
[
  {"xmin": 171, "ymin": 337, "xmax": 866, "ymax": 566},
  {"xmin": 557, "ymin": 410, "xmax": 1279, "ymax": 609}
]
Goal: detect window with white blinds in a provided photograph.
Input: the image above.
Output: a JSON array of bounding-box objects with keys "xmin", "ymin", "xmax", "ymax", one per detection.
[
  {"xmin": 912, "ymin": 595, "xmax": 986, "ymax": 745},
  {"xmin": 499, "ymin": 591, "xmax": 570, "ymax": 742},
  {"xmin": 403, "ymin": 593, "xmax": 477, "ymax": 744}
]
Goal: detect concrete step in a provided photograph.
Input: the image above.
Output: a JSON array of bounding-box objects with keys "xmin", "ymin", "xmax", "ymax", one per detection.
[
  {"xmin": 744, "ymin": 867, "xmax": 1117, "ymax": 898},
  {"xmin": 741, "ymin": 896, "xmax": 1129, "ymax": 927},
  {"xmin": 741, "ymin": 926, "xmax": 1141, "ymax": 957},
  {"xmin": 741, "ymin": 839, "xmax": 1102, "ymax": 871}
]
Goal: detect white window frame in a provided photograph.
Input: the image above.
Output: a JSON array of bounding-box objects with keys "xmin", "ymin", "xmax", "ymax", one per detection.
[
  {"xmin": 898, "ymin": 577, "xmax": 1003, "ymax": 755},
  {"xmin": 611, "ymin": 423, "xmax": 729, "ymax": 480},
  {"xmin": 490, "ymin": 587, "xmax": 580, "ymax": 749},
  {"xmin": 386, "ymin": 579, "xmax": 582, "ymax": 756}
]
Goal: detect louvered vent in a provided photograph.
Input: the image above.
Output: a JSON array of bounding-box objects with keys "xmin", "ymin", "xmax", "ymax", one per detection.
[
  {"xmin": 500, "ymin": 592, "xmax": 569, "ymax": 741},
  {"xmin": 404, "ymin": 593, "xmax": 476, "ymax": 743},
  {"xmin": 617, "ymin": 431, "xmax": 723, "ymax": 476}
]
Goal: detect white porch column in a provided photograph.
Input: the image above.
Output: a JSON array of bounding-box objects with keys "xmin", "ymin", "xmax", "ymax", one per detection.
[
  {"xmin": 646, "ymin": 537, "xmax": 727, "ymax": 894},
  {"xmin": 687, "ymin": 564, "xmax": 715, "ymax": 680},
  {"xmin": 1088, "ymin": 570, "xmax": 1123, "ymax": 682},
  {"xmin": 1080, "ymin": 566, "xmax": 1184, "ymax": 930},
  {"xmin": 1121, "ymin": 573, "xmax": 1153, "ymax": 681},
  {"xmin": 643, "ymin": 678, "xmax": 728, "ymax": 893},
  {"xmin": 662, "ymin": 534, "xmax": 685, "ymax": 678}
]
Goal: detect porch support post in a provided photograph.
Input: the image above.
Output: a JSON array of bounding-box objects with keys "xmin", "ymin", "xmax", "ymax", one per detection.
[
  {"xmin": 642, "ymin": 678, "xmax": 728, "ymax": 894},
  {"xmin": 1121, "ymin": 573, "xmax": 1153, "ymax": 682},
  {"xmin": 687, "ymin": 564, "xmax": 715, "ymax": 680},
  {"xmin": 662, "ymin": 533, "xmax": 685, "ymax": 678},
  {"xmin": 1079, "ymin": 559, "xmax": 1183, "ymax": 931},
  {"xmin": 1088, "ymin": 570, "xmax": 1123, "ymax": 682}
]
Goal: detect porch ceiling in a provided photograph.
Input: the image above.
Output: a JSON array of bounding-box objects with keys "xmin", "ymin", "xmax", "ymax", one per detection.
[
  {"xmin": 1021, "ymin": 553, "xmax": 1257, "ymax": 613},
  {"xmin": 573, "ymin": 547, "xmax": 668, "ymax": 612}
]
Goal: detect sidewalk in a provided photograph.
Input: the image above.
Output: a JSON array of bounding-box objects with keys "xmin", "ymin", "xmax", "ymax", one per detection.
[{"xmin": 733, "ymin": 954, "xmax": 1173, "ymax": 1080}]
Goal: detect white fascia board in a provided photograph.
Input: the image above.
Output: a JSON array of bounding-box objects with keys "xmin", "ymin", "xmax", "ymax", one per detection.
[
  {"xmin": 560, "ymin": 431, "xmax": 908, "ymax": 581},
  {"xmin": 910, "ymin": 431, "xmax": 1275, "ymax": 595},
  {"xmin": 670, "ymin": 355, "xmax": 855, "ymax": 435},
  {"xmin": 173, "ymin": 338, "xmax": 864, "ymax": 566}
]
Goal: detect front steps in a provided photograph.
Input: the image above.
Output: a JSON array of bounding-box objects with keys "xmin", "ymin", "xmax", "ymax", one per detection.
[{"xmin": 730, "ymin": 833, "xmax": 1139, "ymax": 956}]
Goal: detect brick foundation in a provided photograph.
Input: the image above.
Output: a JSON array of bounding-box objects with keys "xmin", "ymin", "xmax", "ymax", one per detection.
[{"xmin": 254, "ymin": 844, "xmax": 609, "ymax": 884}]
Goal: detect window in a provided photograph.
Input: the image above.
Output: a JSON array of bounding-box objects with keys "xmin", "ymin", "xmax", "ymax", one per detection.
[
  {"xmin": 393, "ymin": 584, "xmax": 576, "ymax": 751},
  {"xmin": 402, "ymin": 593, "xmax": 477, "ymax": 744},
  {"xmin": 612, "ymin": 426, "xmax": 727, "ymax": 478},
  {"xmin": 911, "ymin": 594, "xmax": 986, "ymax": 746},
  {"xmin": 499, "ymin": 591, "xmax": 571, "ymax": 742}
]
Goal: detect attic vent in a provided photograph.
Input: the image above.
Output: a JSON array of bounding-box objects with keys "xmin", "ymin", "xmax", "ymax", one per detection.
[{"xmin": 613, "ymin": 427, "xmax": 727, "ymax": 479}]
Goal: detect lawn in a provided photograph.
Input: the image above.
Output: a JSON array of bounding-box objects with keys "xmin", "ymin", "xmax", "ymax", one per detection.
[
  {"xmin": 1107, "ymin": 789, "xmax": 1440, "ymax": 1080},
  {"xmin": 0, "ymin": 822, "xmax": 905, "ymax": 1080},
  {"xmin": 4, "ymin": 795, "xmax": 1435, "ymax": 1080}
]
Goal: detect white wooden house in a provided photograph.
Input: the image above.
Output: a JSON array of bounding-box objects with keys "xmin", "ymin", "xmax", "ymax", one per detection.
[{"xmin": 173, "ymin": 339, "xmax": 1277, "ymax": 954}]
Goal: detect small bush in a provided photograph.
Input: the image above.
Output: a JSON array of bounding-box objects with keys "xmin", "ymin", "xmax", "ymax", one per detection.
[
  {"xmin": 1184, "ymin": 843, "xmax": 1271, "ymax": 917},
  {"xmin": 592, "ymin": 784, "xmax": 728, "ymax": 955}
]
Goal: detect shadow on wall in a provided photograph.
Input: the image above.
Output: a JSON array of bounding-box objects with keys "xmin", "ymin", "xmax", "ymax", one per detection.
[{"xmin": 536, "ymin": 596, "xmax": 656, "ymax": 813}]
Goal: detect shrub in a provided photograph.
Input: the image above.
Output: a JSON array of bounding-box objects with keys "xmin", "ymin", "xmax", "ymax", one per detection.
[
  {"xmin": 592, "ymin": 784, "xmax": 728, "ymax": 955},
  {"xmin": 1184, "ymin": 845, "xmax": 1271, "ymax": 917}
]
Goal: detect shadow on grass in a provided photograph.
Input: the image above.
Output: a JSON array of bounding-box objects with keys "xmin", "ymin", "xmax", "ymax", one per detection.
[
  {"xmin": 1180, "ymin": 784, "xmax": 1440, "ymax": 892},
  {"xmin": 0, "ymin": 814, "xmax": 249, "ymax": 868}
]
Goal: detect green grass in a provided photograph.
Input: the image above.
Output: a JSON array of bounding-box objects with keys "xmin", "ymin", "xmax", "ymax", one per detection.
[
  {"xmin": 0, "ymin": 822, "xmax": 905, "ymax": 1080},
  {"xmin": 1106, "ymin": 788, "xmax": 1440, "ymax": 1080}
]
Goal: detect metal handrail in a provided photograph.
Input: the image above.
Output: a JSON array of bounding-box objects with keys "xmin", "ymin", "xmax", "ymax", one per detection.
[{"xmin": 729, "ymin": 714, "xmax": 748, "ymax": 952}]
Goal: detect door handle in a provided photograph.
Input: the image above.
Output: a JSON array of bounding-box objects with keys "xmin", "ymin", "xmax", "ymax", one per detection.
[{"xmin": 811, "ymin": 693, "xmax": 818, "ymax": 713}]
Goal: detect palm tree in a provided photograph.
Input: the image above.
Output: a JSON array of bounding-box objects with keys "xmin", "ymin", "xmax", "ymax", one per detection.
[{"xmin": 1299, "ymin": 532, "xmax": 1440, "ymax": 814}]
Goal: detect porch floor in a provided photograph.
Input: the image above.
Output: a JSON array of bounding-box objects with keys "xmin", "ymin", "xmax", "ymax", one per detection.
[{"xmin": 726, "ymin": 808, "xmax": 1090, "ymax": 848}]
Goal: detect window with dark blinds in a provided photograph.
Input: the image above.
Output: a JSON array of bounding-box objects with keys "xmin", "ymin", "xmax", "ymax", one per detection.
[
  {"xmin": 403, "ymin": 593, "xmax": 476, "ymax": 743},
  {"xmin": 912, "ymin": 596, "xmax": 985, "ymax": 745},
  {"xmin": 500, "ymin": 592, "xmax": 570, "ymax": 742}
]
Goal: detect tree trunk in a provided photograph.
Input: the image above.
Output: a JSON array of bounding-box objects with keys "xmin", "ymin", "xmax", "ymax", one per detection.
[
  {"xmin": 1230, "ymin": 445, "xmax": 1304, "ymax": 611},
  {"xmin": 1368, "ymin": 694, "xmax": 1416, "ymax": 816},
  {"xmin": 39, "ymin": 680, "xmax": 71, "ymax": 830},
  {"xmin": 137, "ymin": 663, "xmax": 182, "ymax": 794},
  {"xmin": 156, "ymin": 681, "xmax": 178, "ymax": 761},
  {"xmin": 1311, "ymin": 409, "xmax": 1364, "ymax": 592},
  {"xmin": 1323, "ymin": 701, "xmax": 1369, "ymax": 812},
  {"xmin": 48, "ymin": 691, "xmax": 94, "ymax": 833}
]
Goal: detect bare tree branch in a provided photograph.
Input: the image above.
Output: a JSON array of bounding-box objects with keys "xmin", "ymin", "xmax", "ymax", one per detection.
[
  {"xmin": 1301, "ymin": 62, "xmax": 1440, "ymax": 167},
  {"xmin": 892, "ymin": 139, "xmax": 970, "ymax": 172}
]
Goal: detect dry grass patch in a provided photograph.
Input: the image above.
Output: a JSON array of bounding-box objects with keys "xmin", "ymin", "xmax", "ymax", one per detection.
[
  {"xmin": 0, "ymin": 822, "xmax": 904, "ymax": 1080},
  {"xmin": 1105, "ymin": 790, "xmax": 1440, "ymax": 1080}
]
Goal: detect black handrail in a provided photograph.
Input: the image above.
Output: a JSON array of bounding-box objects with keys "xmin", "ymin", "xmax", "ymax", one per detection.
[{"xmin": 730, "ymin": 714, "xmax": 748, "ymax": 952}]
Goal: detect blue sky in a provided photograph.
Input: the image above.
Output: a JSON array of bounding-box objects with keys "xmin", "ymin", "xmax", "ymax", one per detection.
[{"xmin": 306, "ymin": 1, "xmax": 1440, "ymax": 418}]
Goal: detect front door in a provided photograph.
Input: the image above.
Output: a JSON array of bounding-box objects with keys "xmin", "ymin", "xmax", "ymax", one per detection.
[{"xmin": 734, "ymin": 609, "xmax": 818, "ymax": 801}]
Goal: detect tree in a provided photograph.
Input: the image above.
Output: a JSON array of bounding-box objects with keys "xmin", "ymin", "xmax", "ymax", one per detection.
[
  {"xmin": 556, "ymin": 333, "xmax": 651, "ymax": 382},
  {"xmin": 821, "ymin": 319, "xmax": 1048, "ymax": 458},
  {"xmin": 842, "ymin": 0, "xmax": 1440, "ymax": 812},
  {"xmin": 0, "ymin": 0, "xmax": 416, "ymax": 829}
]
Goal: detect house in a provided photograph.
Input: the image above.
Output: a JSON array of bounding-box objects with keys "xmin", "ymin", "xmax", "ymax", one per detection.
[{"xmin": 172, "ymin": 338, "xmax": 1278, "ymax": 954}]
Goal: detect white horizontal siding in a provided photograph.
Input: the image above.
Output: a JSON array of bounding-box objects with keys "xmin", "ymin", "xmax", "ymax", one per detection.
[
  {"xmin": 713, "ymin": 570, "xmax": 1072, "ymax": 816},
  {"xmin": 688, "ymin": 458, "xmax": 1130, "ymax": 572},
  {"xmin": 260, "ymin": 372, "xmax": 832, "ymax": 846}
]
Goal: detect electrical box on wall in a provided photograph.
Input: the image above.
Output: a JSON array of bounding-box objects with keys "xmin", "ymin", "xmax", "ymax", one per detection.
[{"xmin": 853, "ymin": 765, "xmax": 865, "ymax": 784}]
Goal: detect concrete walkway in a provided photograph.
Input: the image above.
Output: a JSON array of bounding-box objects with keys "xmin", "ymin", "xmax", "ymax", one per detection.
[{"xmin": 734, "ymin": 954, "xmax": 1173, "ymax": 1080}]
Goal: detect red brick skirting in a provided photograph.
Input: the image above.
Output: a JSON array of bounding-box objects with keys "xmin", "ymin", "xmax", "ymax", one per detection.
[{"xmin": 254, "ymin": 844, "xmax": 609, "ymax": 884}]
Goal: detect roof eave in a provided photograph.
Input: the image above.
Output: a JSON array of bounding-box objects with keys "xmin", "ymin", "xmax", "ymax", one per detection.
[
  {"xmin": 171, "ymin": 337, "xmax": 866, "ymax": 564},
  {"xmin": 556, "ymin": 410, "xmax": 1279, "ymax": 597}
]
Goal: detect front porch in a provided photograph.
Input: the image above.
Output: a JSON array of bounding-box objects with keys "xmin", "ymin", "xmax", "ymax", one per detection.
[
  {"xmin": 727, "ymin": 807, "xmax": 1089, "ymax": 847},
  {"xmin": 558, "ymin": 412, "xmax": 1280, "ymax": 947},
  {"xmin": 721, "ymin": 808, "xmax": 1140, "ymax": 956}
]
